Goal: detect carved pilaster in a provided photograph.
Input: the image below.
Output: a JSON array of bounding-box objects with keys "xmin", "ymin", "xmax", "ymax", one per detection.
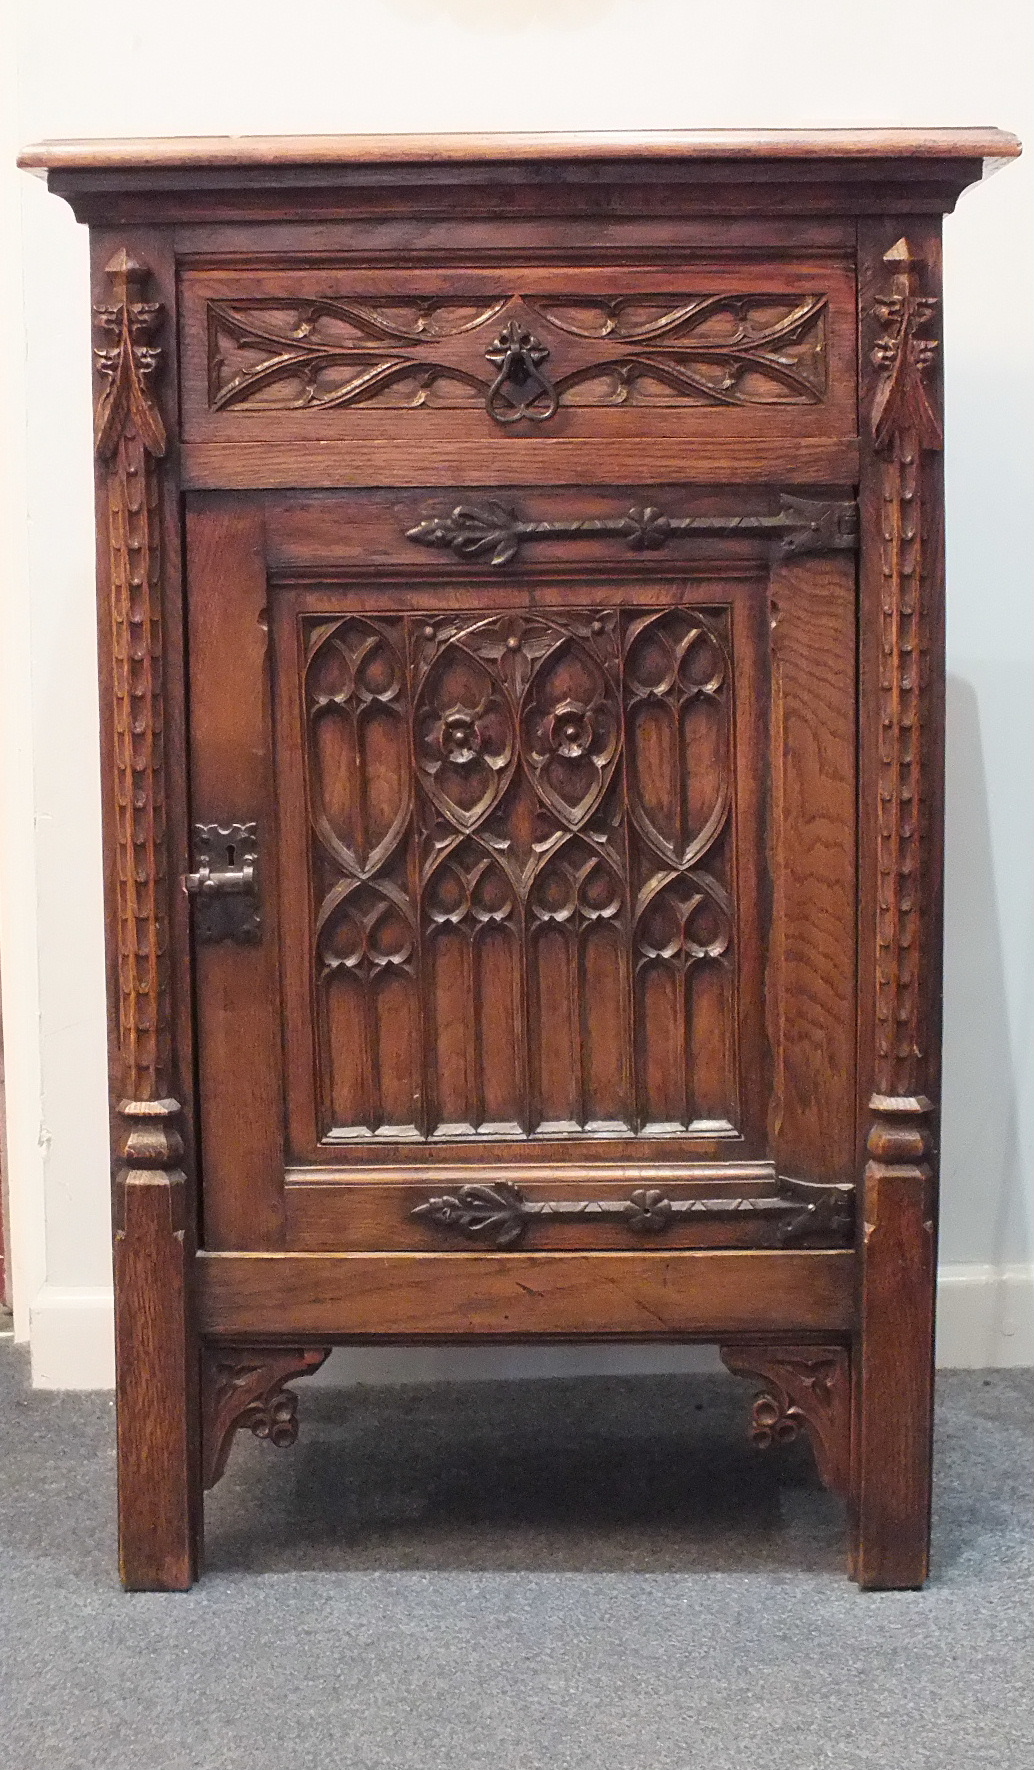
[
  {"xmin": 851, "ymin": 233, "xmax": 943, "ymax": 1587},
  {"xmin": 862, "ymin": 235, "xmax": 940, "ymax": 1213},
  {"xmin": 720, "ymin": 1343, "xmax": 851, "ymax": 1498},
  {"xmin": 96, "ymin": 249, "xmax": 197, "ymax": 1588},
  {"xmin": 869, "ymin": 238, "xmax": 942, "ymax": 1119},
  {"xmin": 94, "ymin": 249, "xmax": 174, "ymax": 1130},
  {"xmin": 201, "ymin": 1347, "xmax": 332, "ymax": 1489}
]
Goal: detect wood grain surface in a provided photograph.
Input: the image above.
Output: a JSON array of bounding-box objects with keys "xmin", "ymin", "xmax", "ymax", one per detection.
[{"xmin": 198, "ymin": 1248, "xmax": 856, "ymax": 1338}]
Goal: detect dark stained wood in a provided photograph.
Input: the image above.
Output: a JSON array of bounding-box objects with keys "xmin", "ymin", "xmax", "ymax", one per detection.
[
  {"xmin": 178, "ymin": 261, "xmax": 857, "ymax": 447},
  {"xmin": 114, "ymin": 1172, "xmax": 198, "ymax": 1587},
  {"xmin": 282, "ymin": 1162, "xmax": 851, "ymax": 1254},
  {"xmin": 197, "ymin": 1248, "xmax": 856, "ymax": 1338},
  {"xmin": 33, "ymin": 129, "xmax": 1015, "ymax": 1588},
  {"xmin": 171, "ymin": 213, "xmax": 859, "ymax": 262},
  {"xmin": 265, "ymin": 550, "xmax": 772, "ymax": 1166},
  {"xmin": 852, "ymin": 1148, "xmax": 936, "ymax": 1587},
  {"xmin": 22, "ymin": 132, "xmax": 1014, "ymax": 230},
  {"xmin": 200, "ymin": 1344, "xmax": 330, "ymax": 1489}
]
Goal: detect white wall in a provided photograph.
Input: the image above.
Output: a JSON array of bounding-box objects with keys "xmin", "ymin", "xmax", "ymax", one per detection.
[{"xmin": 1, "ymin": 0, "xmax": 1031, "ymax": 1385}]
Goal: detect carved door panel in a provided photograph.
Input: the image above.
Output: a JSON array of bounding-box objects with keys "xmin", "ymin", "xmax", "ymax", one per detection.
[{"xmin": 187, "ymin": 488, "xmax": 857, "ymax": 1255}]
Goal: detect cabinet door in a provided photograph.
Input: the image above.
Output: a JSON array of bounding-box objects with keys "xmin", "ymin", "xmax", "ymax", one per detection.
[{"xmin": 187, "ymin": 487, "xmax": 857, "ymax": 1252}]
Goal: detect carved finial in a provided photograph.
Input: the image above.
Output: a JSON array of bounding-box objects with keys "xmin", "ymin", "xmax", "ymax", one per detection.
[
  {"xmin": 103, "ymin": 245, "xmax": 148, "ymax": 288},
  {"xmin": 883, "ymin": 236, "xmax": 920, "ymax": 271},
  {"xmin": 93, "ymin": 251, "xmax": 167, "ymax": 461},
  {"xmin": 871, "ymin": 238, "xmax": 942, "ymax": 453}
]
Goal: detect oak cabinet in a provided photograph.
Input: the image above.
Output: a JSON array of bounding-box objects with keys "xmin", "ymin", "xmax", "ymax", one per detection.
[{"xmin": 21, "ymin": 127, "xmax": 1020, "ymax": 1589}]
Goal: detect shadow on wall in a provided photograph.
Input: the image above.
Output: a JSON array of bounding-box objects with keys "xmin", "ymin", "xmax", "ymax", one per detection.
[
  {"xmin": 941, "ymin": 672, "xmax": 1029, "ymax": 1275},
  {"xmin": 385, "ymin": 0, "xmax": 619, "ymax": 28}
]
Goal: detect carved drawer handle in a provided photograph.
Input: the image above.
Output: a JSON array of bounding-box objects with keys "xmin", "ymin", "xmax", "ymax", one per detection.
[{"xmin": 484, "ymin": 320, "xmax": 559, "ymax": 425}]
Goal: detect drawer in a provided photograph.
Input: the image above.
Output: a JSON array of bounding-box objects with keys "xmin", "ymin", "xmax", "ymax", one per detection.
[{"xmin": 179, "ymin": 262, "xmax": 858, "ymax": 450}]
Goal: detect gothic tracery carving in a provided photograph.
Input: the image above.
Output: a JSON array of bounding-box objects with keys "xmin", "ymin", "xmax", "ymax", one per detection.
[
  {"xmin": 207, "ymin": 292, "xmax": 828, "ymax": 414},
  {"xmin": 305, "ymin": 607, "xmax": 735, "ymax": 1139}
]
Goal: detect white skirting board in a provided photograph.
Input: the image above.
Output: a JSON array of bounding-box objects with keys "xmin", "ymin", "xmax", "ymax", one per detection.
[
  {"xmin": 24, "ymin": 1263, "xmax": 1034, "ymax": 1390},
  {"xmin": 28, "ymin": 1286, "xmax": 117, "ymax": 1390},
  {"xmin": 933, "ymin": 1263, "xmax": 1034, "ymax": 1370}
]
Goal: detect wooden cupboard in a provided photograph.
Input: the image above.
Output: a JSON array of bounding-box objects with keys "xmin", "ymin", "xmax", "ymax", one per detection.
[{"xmin": 19, "ymin": 127, "xmax": 1021, "ymax": 1587}]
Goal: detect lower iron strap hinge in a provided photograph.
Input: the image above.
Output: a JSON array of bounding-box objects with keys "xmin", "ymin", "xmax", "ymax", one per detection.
[
  {"xmin": 410, "ymin": 1175, "xmax": 855, "ymax": 1250},
  {"xmin": 184, "ymin": 821, "xmax": 260, "ymax": 944}
]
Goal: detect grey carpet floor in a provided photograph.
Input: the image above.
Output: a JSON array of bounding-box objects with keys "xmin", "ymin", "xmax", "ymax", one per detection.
[{"xmin": 1, "ymin": 1345, "xmax": 1031, "ymax": 1770}]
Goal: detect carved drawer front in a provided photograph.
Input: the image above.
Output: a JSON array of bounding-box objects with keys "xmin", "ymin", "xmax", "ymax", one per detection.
[{"xmin": 179, "ymin": 263, "xmax": 857, "ymax": 448}]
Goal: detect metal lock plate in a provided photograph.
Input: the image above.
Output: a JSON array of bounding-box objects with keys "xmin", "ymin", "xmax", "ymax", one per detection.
[{"xmin": 184, "ymin": 822, "xmax": 260, "ymax": 944}]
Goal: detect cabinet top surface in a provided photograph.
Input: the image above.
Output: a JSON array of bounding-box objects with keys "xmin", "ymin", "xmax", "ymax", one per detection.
[{"xmin": 19, "ymin": 126, "xmax": 1021, "ymax": 174}]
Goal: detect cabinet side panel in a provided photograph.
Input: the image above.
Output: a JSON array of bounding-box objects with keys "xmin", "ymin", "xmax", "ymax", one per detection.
[{"xmin": 767, "ymin": 553, "xmax": 858, "ymax": 1179}]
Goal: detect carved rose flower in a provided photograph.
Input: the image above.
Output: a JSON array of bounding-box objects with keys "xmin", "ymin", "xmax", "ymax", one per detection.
[
  {"xmin": 527, "ymin": 695, "xmax": 613, "ymax": 767},
  {"xmin": 543, "ymin": 699, "xmax": 597, "ymax": 759},
  {"xmin": 424, "ymin": 701, "xmax": 508, "ymax": 773},
  {"xmin": 523, "ymin": 680, "xmax": 619, "ymax": 828},
  {"xmin": 438, "ymin": 709, "xmax": 482, "ymax": 765}
]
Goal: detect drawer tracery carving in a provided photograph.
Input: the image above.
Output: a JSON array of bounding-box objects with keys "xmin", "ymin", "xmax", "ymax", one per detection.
[
  {"xmin": 304, "ymin": 605, "xmax": 737, "ymax": 1142},
  {"xmin": 207, "ymin": 291, "xmax": 828, "ymax": 414}
]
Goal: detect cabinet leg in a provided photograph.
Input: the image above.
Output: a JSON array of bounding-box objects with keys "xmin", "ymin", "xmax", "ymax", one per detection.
[
  {"xmin": 850, "ymin": 1125, "xmax": 936, "ymax": 1589},
  {"xmin": 114, "ymin": 1168, "xmax": 200, "ymax": 1590}
]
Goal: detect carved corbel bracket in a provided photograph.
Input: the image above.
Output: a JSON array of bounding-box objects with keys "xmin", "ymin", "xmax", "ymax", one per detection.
[
  {"xmin": 201, "ymin": 1346, "xmax": 332, "ymax": 1490},
  {"xmin": 719, "ymin": 1343, "xmax": 851, "ymax": 1498}
]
